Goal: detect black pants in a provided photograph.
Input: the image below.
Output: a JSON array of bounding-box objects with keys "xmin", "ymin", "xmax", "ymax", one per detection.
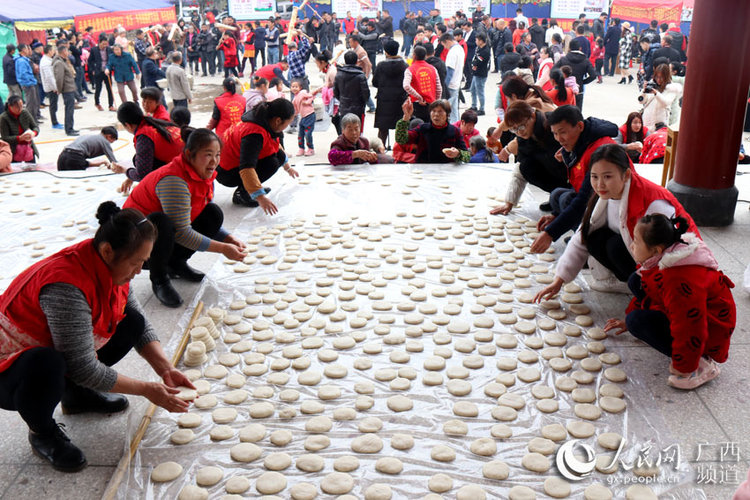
[
  {"xmin": 173, "ymin": 99, "xmax": 188, "ymax": 109},
  {"xmin": 604, "ymin": 52, "xmax": 617, "ymax": 76},
  {"xmin": 93, "ymin": 73, "xmax": 114, "ymax": 107},
  {"xmin": 146, "ymin": 203, "xmax": 224, "ymax": 283},
  {"xmin": 201, "ymin": 51, "xmax": 217, "ymax": 75},
  {"xmin": 575, "ymin": 91, "xmax": 584, "ymax": 110},
  {"xmin": 0, "ymin": 307, "xmax": 147, "ymax": 434},
  {"xmin": 57, "ymin": 149, "xmax": 88, "ymax": 170},
  {"xmin": 585, "ymin": 227, "xmax": 637, "ymax": 282},
  {"xmin": 255, "ymin": 47, "xmax": 265, "ymax": 67},
  {"xmin": 216, "ymin": 157, "xmax": 282, "ymax": 192},
  {"xmin": 47, "ymin": 92, "xmax": 59, "ymax": 125},
  {"xmin": 63, "ymin": 92, "xmax": 76, "ymax": 134},
  {"xmin": 625, "ymin": 272, "xmax": 672, "ymax": 356},
  {"xmin": 413, "ymin": 102, "xmax": 430, "ymax": 123},
  {"xmin": 519, "ymin": 159, "xmax": 569, "ymax": 195}
]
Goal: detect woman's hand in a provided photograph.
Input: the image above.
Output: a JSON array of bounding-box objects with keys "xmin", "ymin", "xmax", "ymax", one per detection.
[
  {"xmin": 604, "ymin": 318, "xmax": 628, "ymax": 335},
  {"xmin": 118, "ymin": 178, "xmax": 134, "ymax": 195},
  {"xmin": 223, "ymin": 234, "xmax": 246, "ymax": 251},
  {"xmin": 221, "ymin": 242, "xmax": 246, "ymax": 261},
  {"xmin": 353, "ymin": 150, "xmax": 377, "ymax": 162},
  {"xmin": 443, "ymin": 147, "xmax": 459, "ymax": 159},
  {"xmin": 145, "ymin": 382, "xmax": 190, "ymax": 412},
  {"xmin": 257, "ymin": 195, "xmax": 278, "ymax": 215},
  {"xmin": 161, "ymin": 368, "xmax": 195, "ymax": 389},
  {"xmin": 626, "ymin": 141, "xmax": 643, "ymax": 152},
  {"xmin": 285, "ymin": 166, "xmax": 300, "ymax": 178},
  {"xmin": 490, "ymin": 202, "xmax": 513, "ymax": 216},
  {"xmin": 530, "ymin": 231, "xmax": 553, "ymax": 253},
  {"xmin": 498, "ymin": 147, "xmax": 510, "ymax": 162},
  {"xmin": 536, "ymin": 214, "xmax": 555, "ymax": 232},
  {"xmin": 534, "ymin": 276, "xmax": 563, "ymax": 303},
  {"xmin": 110, "ymin": 162, "xmax": 127, "ymax": 174},
  {"xmin": 401, "ymin": 98, "xmax": 413, "ymax": 121}
]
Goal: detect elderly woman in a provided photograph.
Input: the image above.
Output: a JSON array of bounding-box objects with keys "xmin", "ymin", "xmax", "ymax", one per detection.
[
  {"xmin": 395, "ymin": 99, "xmax": 469, "ymax": 163},
  {"xmin": 328, "ymin": 113, "xmax": 382, "ymax": 166},
  {"xmin": 0, "ymin": 96, "xmax": 39, "ymax": 163}
]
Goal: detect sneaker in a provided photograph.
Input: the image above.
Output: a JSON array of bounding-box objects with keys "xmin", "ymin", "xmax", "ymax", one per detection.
[
  {"xmin": 305, "ymin": 149, "xmax": 315, "ymax": 156},
  {"xmin": 232, "ymin": 186, "xmax": 259, "ymax": 207},
  {"xmin": 52, "ymin": 124, "xmax": 64, "ymax": 130},
  {"xmin": 297, "ymin": 148, "xmax": 306, "ymax": 156},
  {"xmin": 668, "ymin": 358, "xmax": 720, "ymax": 390},
  {"xmin": 589, "ymin": 276, "xmax": 630, "ymax": 294},
  {"xmin": 29, "ymin": 422, "xmax": 87, "ymax": 472}
]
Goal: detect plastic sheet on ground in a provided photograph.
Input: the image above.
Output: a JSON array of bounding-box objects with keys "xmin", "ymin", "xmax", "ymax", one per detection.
[{"xmin": 96, "ymin": 163, "xmax": 703, "ymax": 499}]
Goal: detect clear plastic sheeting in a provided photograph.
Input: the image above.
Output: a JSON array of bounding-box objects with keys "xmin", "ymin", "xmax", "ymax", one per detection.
[
  {"xmin": 0, "ymin": 170, "xmax": 125, "ymax": 291},
  {"xmin": 109, "ymin": 163, "xmax": 705, "ymax": 499}
]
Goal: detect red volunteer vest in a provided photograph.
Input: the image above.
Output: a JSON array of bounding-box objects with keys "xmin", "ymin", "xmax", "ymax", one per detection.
[
  {"xmin": 255, "ymin": 63, "xmax": 284, "ymax": 81},
  {"xmin": 214, "ymin": 92, "xmax": 247, "ymax": 139},
  {"xmin": 124, "ymin": 153, "xmax": 216, "ymax": 222},
  {"xmin": 134, "ymin": 121, "xmax": 184, "ymax": 164},
  {"xmin": 569, "ymin": 136, "xmax": 615, "ymax": 192},
  {"xmin": 152, "ymin": 105, "xmax": 171, "ymax": 121},
  {"xmin": 0, "ymin": 240, "xmax": 129, "ymax": 372},
  {"xmin": 219, "ymin": 120, "xmax": 280, "ymax": 171},
  {"xmin": 538, "ymin": 59, "xmax": 554, "ymax": 91},
  {"xmin": 408, "ymin": 61, "xmax": 438, "ymax": 103}
]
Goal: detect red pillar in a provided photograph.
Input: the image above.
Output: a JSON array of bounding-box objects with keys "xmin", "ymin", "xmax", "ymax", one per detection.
[{"xmin": 668, "ymin": 0, "xmax": 750, "ymax": 226}]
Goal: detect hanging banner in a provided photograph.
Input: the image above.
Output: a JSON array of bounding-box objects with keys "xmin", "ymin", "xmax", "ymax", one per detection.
[
  {"xmin": 331, "ymin": 0, "xmax": 382, "ymax": 18},
  {"xmin": 610, "ymin": 0, "xmax": 683, "ymax": 25},
  {"xmin": 436, "ymin": 0, "xmax": 491, "ymax": 18},
  {"xmin": 228, "ymin": 0, "xmax": 277, "ymax": 20},
  {"xmin": 551, "ymin": 0, "xmax": 608, "ymax": 19},
  {"xmin": 74, "ymin": 8, "xmax": 176, "ymax": 33}
]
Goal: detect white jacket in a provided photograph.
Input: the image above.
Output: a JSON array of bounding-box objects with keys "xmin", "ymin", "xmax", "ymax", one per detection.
[
  {"xmin": 40, "ymin": 55, "xmax": 57, "ymax": 93},
  {"xmin": 641, "ymin": 82, "xmax": 681, "ymax": 129}
]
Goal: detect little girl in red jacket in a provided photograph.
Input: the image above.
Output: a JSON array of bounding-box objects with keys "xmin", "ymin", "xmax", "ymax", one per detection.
[{"xmin": 605, "ymin": 214, "xmax": 736, "ymax": 390}]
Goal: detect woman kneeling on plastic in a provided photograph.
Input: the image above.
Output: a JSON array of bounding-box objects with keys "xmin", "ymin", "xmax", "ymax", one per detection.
[
  {"xmin": 125, "ymin": 128, "xmax": 246, "ymax": 307},
  {"xmin": 0, "ymin": 202, "xmax": 194, "ymax": 472}
]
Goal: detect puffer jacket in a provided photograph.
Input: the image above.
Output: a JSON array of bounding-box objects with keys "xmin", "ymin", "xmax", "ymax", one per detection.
[{"xmin": 333, "ymin": 64, "xmax": 370, "ymax": 117}]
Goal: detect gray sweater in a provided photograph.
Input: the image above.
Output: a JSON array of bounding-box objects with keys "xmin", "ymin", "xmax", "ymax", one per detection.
[
  {"xmin": 166, "ymin": 64, "xmax": 192, "ymax": 101},
  {"xmin": 39, "ymin": 283, "xmax": 159, "ymax": 392}
]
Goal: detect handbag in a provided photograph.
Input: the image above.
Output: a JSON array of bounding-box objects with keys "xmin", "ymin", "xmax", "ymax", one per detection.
[{"xmin": 13, "ymin": 142, "xmax": 34, "ymax": 163}]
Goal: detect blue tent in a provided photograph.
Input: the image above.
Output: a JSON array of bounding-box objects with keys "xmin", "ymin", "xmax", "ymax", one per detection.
[{"xmin": 0, "ymin": 0, "xmax": 105, "ymax": 23}]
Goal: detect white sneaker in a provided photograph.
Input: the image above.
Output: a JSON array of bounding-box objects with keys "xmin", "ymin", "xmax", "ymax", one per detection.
[
  {"xmin": 668, "ymin": 357, "xmax": 720, "ymax": 390},
  {"xmin": 589, "ymin": 276, "xmax": 631, "ymax": 294}
]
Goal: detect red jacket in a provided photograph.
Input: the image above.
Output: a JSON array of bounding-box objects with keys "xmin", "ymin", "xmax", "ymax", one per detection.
[
  {"xmin": 124, "ymin": 153, "xmax": 216, "ymax": 222},
  {"xmin": 407, "ymin": 60, "xmax": 438, "ymax": 103},
  {"xmin": 214, "ymin": 92, "xmax": 246, "ymax": 139},
  {"xmin": 629, "ymin": 233, "xmax": 735, "ymax": 373},
  {"xmin": 152, "ymin": 105, "xmax": 171, "ymax": 121},
  {"xmin": 255, "ymin": 63, "xmax": 285, "ymax": 81},
  {"xmin": 0, "ymin": 240, "xmax": 129, "ymax": 372},
  {"xmin": 220, "ymin": 37, "xmax": 239, "ymax": 68}
]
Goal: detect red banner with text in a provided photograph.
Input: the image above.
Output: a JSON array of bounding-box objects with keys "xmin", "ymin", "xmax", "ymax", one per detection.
[
  {"xmin": 75, "ymin": 8, "xmax": 176, "ymax": 33},
  {"xmin": 610, "ymin": 0, "xmax": 683, "ymax": 24}
]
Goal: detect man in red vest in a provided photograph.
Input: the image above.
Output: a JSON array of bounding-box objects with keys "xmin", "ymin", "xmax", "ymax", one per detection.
[
  {"xmin": 530, "ymin": 105, "xmax": 618, "ymax": 253},
  {"xmin": 402, "ymin": 45, "xmax": 441, "ymax": 122}
]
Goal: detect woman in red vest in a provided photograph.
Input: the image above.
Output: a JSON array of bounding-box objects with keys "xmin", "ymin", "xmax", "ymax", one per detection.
[
  {"xmin": 114, "ymin": 102, "xmax": 184, "ymax": 195},
  {"xmin": 125, "ymin": 128, "xmax": 246, "ymax": 307},
  {"xmin": 207, "ymin": 78, "xmax": 246, "ymax": 141},
  {"xmin": 0, "ymin": 202, "xmax": 193, "ymax": 472},
  {"xmin": 535, "ymin": 144, "xmax": 700, "ymax": 299},
  {"xmin": 140, "ymin": 87, "xmax": 171, "ymax": 121},
  {"xmin": 217, "ymin": 98, "xmax": 299, "ymax": 214}
]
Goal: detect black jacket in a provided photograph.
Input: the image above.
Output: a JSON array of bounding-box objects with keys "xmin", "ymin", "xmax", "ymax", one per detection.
[
  {"xmin": 556, "ymin": 51, "xmax": 597, "ymax": 87},
  {"xmin": 593, "ymin": 19, "xmax": 605, "ymax": 39},
  {"xmin": 197, "ymin": 30, "xmax": 217, "ymax": 52},
  {"xmin": 401, "ymin": 18, "xmax": 417, "ymax": 37},
  {"xmin": 372, "ymin": 58, "xmax": 408, "ymax": 129},
  {"xmin": 87, "ymin": 46, "xmax": 112, "ymax": 79},
  {"xmin": 652, "ymin": 46, "xmax": 682, "ymax": 65},
  {"xmin": 529, "ymin": 24, "xmax": 545, "ymax": 49},
  {"xmin": 426, "ymin": 56, "xmax": 448, "ymax": 99},
  {"xmin": 360, "ymin": 28, "xmax": 379, "ymax": 53},
  {"xmin": 603, "ymin": 26, "xmax": 621, "ymax": 54},
  {"xmin": 516, "ymin": 111, "xmax": 567, "ymax": 187},
  {"xmin": 545, "ymin": 117, "xmax": 619, "ymax": 240},
  {"xmin": 378, "ymin": 16, "xmax": 394, "ymax": 38},
  {"xmin": 2, "ymin": 53, "xmax": 17, "ymax": 85},
  {"xmin": 500, "ymin": 52, "xmax": 521, "ymax": 74},
  {"xmin": 471, "ymin": 45, "xmax": 491, "ymax": 78},
  {"xmin": 334, "ymin": 64, "xmax": 370, "ymax": 117},
  {"xmin": 501, "ymin": 27, "xmax": 513, "ymax": 48}
]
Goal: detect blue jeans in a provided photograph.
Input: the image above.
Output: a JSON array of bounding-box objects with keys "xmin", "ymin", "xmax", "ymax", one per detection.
[
  {"xmin": 402, "ymin": 35, "xmax": 414, "ymax": 56},
  {"xmin": 469, "ymin": 75, "xmax": 486, "ymax": 111},
  {"xmin": 448, "ymin": 88, "xmax": 460, "ymax": 123},
  {"xmin": 549, "ymin": 187, "xmax": 577, "ymax": 216},
  {"xmin": 298, "ymin": 113, "xmax": 315, "ymax": 149},
  {"xmin": 267, "ymin": 46, "xmax": 279, "ymax": 64}
]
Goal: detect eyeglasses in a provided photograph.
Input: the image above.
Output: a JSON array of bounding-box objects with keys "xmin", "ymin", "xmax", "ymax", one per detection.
[{"xmin": 509, "ymin": 118, "xmax": 531, "ymax": 135}]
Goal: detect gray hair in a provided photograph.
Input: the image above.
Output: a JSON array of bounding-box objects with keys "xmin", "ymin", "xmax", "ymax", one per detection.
[{"xmin": 341, "ymin": 113, "xmax": 361, "ymax": 128}]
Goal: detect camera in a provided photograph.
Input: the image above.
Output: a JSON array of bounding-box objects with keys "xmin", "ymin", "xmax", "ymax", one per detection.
[{"xmin": 638, "ymin": 82, "xmax": 658, "ymax": 102}]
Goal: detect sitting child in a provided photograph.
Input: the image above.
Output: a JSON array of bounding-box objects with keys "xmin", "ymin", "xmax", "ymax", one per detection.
[
  {"xmin": 291, "ymin": 78, "xmax": 316, "ymax": 156},
  {"xmin": 486, "ymin": 126, "xmax": 502, "ymax": 154},
  {"xmin": 266, "ymin": 77, "xmax": 285, "ymax": 101},
  {"xmin": 368, "ymin": 137, "xmax": 395, "ymax": 163},
  {"xmin": 469, "ymin": 136, "xmax": 499, "ymax": 163},
  {"xmin": 561, "ymin": 65, "xmax": 580, "ymax": 94},
  {"xmin": 170, "ymin": 106, "xmax": 191, "ymax": 128},
  {"xmin": 605, "ymin": 214, "xmax": 736, "ymax": 390}
]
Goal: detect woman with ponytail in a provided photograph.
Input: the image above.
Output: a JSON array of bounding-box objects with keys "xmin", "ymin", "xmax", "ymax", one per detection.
[
  {"xmin": 125, "ymin": 128, "xmax": 246, "ymax": 307},
  {"xmin": 546, "ymin": 67, "xmax": 576, "ymax": 107},
  {"xmin": 604, "ymin": 214, "xmax": 736, "ymax": 390},
  {"xmin": 116, "ymin": 102, "xmax": 184, "ymax": 194},
  {"xmin": 207, "ymin": 77, "xmax": 246, "ymax": 139},
  {"xmin": 534, "ymin": 143, "xmax": 699, "ymax": 298},
  {"xmin": 217, "ymin": 98, "xmax": 299, "ymax": 213},
  {"xmin": 0, "ymin": 202, "xmax": 194, "ymax": 472}
]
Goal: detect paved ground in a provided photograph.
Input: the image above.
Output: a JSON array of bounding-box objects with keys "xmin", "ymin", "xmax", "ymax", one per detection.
[{"xmin": 1, "ymin": 42, "xmax": 749, "ymax": 499}]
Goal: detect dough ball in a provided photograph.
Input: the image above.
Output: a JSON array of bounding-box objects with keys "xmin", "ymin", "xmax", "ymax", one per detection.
[
  {"xmin": 226, "ymin": 475, "xmax": 251, "ymax": 494},
  {"xmin": 230, "ymin": 442, "xmax": 262, "ymax": 462},
  {"xmin": 290, "ymin": 482, "xmax": 318, "ymax": 500},
  {"xmin": 443, "ymin": 419, "xmax": 468, "ymax": 436},
  {"xmin": 428, "ymin": 473, "xmax": 453, "ymax": 492},
  {"xmin": 151, "ymin": 461, "xmax": 183, "ymax": 482},
  {"xmin": 522, "ymin": 452, "xmax": 551, "ymax": 472},
  {"xmin": 210, "ymin": 425, "xmax": 234, "ymax": 441},
  {"xmin": 320, "ymin": 472, "xmax": 354, "ymax": 495},
  {"xmin": 351, "ymin": 434, "xmax": 383, "ymax": 453},
  {"xmin": 178, "ymin": 485, "xmax": 208, "ymax": 500},
  {"xmin": 597, "ymin": 432, "xmax": 623, "ymax": 450},
  {"xmin": 333, "ymin": 455, "xmax": 360, "ymax": 472},
  {"xmin": 482, "ymin": 460, "xmax": 509, "ymax": 480},
  {"xmin": 264, "ymin": 452, "xmax": 292, "ymax": 470},
  {"xmin": 584, "ymin": 483, "xmax": 613, "ymax": 500},
  {"xmin": 365, "ymin": 484, "xmax": 393, "ymax": 500},
  {"xmin": 431, "ymin": 445, "xmax": 456, "ymax": 462},
  {"xmin": 255, "ymin": 471, "xmax": 287, "ymax": 494},
  {"xmin": 375, "ymin": 457, "xmax": 403, "ymax": 474},
  {"xmin": 170, "ymin": 429, "xmax": 195, "ymax": 445},
  {"xmin": 239, "ymin": 423, "xmax": 266, "ymax": 442},
  {"xmin": 195, "ymin": 466, "xmax": 223, "ymax": 486},
  {"xmin": 387, "ymin": 395, "xmax": 413, "ymax": 412},
  {"xmin": 296, "ymin": 454, "xmax": 325, "ymax": 472},
  {"xmin": 456, "ymin": 485, "xmax": 486, "ymax": 500},
  {"xmin": 544, "ymin": 477, "xmax": 571, "ymax": 498},
  {"xmin": 177, "ymin": 413, "xmax": 202, "ymax": 428},
  {"xmin": 470, "ymin": 437, "xmax": 497, "ymax": 456}
]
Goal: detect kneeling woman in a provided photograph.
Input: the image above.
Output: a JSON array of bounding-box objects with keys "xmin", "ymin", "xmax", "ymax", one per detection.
[
  {"xmin": 396, "ymin": 99, "xmax": 469, "ymax": 163},
  {"xmin": 604, "ymin": 214, "xmax": 736, "ymax": 389},
  {"xmin": 534, "ymin": 144, "xmax": 699, "ymax": 296},
  {"xmin": 125, "ymin": 128, "xmax": 247, "ymax": 307},
  {"xmin": 0, "ymin": 203, "xmax": 194, "ymax": 472},
  {"xmin": 217, "ymin": 99, "xmax": 299, "ymax": 214}
]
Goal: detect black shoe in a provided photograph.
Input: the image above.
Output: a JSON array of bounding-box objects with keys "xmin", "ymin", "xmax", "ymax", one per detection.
[
  {"xmin": 168, "ymin": 261, "xmax": 205, "ymax": 282},
  {"xmin": 66, "ymin": 130, "xmax": 80, "ymax": 137},
  {"xmin": 539, "ymin": 201, "xmax": 553, "ymax": 212},
  {"xmin": 61, "ymin": 381, "xmax": 129, "ymax": 415},
  {"xmin": 477, "ymin": 110, "xmax": 485, "ymax": 116},
  {"xmin": 468, "ymin": 106, "xmax": 477, "ymax": 111},
  {"xmin": 264, "ymin": 187, "xmax": 271, "ymax": 194},
  {"xmin": 29, "ymin": 423, "xmax": 87, "ymax": 472},
  {"xmin": 152, "ymin": 280, "xmax": 183, "ymax": 307},
  {"xmin": 232, "ymin": 186, "xmax": 259, "ymax": 207},
  {"xmin": 618, "ymin": 78, "xmax": 626, "ymax": 84},
  {"xmin": 628, "ymin": 75, "xmax": 634, "ymax": 84}
]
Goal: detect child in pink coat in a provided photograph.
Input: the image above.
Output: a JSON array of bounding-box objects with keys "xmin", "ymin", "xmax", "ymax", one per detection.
[{"xmin": 291, "ymin": 79, "xmax": 316, "ymax": 156}]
